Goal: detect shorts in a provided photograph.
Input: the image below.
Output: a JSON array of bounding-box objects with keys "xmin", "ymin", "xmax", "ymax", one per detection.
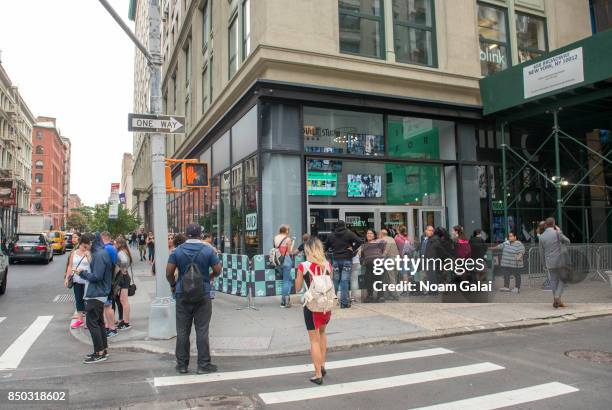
[
  {"xmin": 118, "ymin": 273, "xmax": 131, "ymax": 289},
  {"xmin": 303, "ymin": 307, "xmax": 331, "ymax": 331}
]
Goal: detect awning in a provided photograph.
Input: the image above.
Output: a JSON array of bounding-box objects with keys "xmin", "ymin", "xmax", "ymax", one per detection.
[{"xmin": 479, "ymin": 29, "xmax": 612, "ymax": 129}]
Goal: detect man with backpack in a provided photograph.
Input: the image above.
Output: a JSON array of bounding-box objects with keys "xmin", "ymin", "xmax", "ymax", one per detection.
[{"xmin": 166, "ymin": 224, "xmax": 221, "ymax": 374}]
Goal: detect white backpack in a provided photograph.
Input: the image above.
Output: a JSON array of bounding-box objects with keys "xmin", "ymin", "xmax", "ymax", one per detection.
[{"xmin": 302, "ymin": 263, "xmax": 335, "ymax": 313}]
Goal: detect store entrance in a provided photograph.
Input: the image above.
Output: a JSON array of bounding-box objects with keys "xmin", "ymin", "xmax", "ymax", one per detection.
[{"xmin": 308, "ymin": 205, "xmax": 445, "ymax": 241}]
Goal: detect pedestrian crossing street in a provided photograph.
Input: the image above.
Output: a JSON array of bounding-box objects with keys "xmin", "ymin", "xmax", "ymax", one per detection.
[
  {"xmin": 0, "ymin": 315, "xmax": 53, "ymax": 371},
  {"xmin": 154, "ymin": 347, "xmax": 580, "ymax": 409}
]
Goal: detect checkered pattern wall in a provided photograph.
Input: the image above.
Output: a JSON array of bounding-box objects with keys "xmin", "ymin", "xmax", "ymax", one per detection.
[
  {"xmin": 213, "ymin": 253, "xmax": 305, "ymax": 298},
  {"xmin": 213, "ymin": 253, "xmax": 250, "ymax": 296}
]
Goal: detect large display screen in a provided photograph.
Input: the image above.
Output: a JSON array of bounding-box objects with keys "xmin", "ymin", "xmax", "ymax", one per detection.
[
  {"xmin": 347, "ymin": 174, "xmax": 382, "ymax": 198},
  {"xmin": 307, "ymin": 172, "xmax": 338, "ymax": 196},
  {"xmin": 306, "ymin": 159, "xmax": 342, "ymax": 172}
]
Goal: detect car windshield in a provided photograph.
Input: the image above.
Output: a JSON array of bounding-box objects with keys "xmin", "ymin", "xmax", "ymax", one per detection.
[
  {"xmin": 17, "ymin": 235, "xmax": 43, "ymax": 243},
  {"xmin": 66, "ymin": 234, "xmax": 72, "ymax": 240},
  {"xmin": 48, "ymin": 232, "xmax": 59, "ymax": 239}
]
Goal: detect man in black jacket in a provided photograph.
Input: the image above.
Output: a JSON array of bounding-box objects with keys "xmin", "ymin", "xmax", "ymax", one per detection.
[{"xmin": 324, "ymin": 220, "xmax": 363, "ymax": 308}]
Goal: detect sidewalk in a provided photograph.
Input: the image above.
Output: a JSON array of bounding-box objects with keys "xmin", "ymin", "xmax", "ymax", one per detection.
[{"xmin": 70, "ymin": 257, "xmax": 612, "ymax": 357}]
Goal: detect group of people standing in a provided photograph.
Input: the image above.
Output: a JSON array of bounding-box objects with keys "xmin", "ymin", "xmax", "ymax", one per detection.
[
  {"xmin": 63, "ymin": 231, "xmax": 134, "ymax": 363},
  {"xmin": 128, "ymin": 229, "xmax": 155, "ymax": 264}
]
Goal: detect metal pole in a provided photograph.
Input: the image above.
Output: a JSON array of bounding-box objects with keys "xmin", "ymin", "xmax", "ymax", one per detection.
[
  {"xmin": 501, "ymin": 122, "xmax": 509, "ymax": 238},
  {"xmin": 98, "ymin": 0, "xmax": 175, "ymax": 338},
  {"xmin": 553, "ymin": 110, "xmax": 563, "ymax": 230}
]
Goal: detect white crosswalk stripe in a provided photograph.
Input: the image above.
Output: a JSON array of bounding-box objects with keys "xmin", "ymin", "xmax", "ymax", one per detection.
[
  {"xmin": 154, "ymin": 347, "xmax": 453, "ymax": 387},
  {"xmin": 0, "ymin": 317, "xmax": 5, "ymax": 325},
  {"xmin": 411, "ymin": 382, "xmax": 579, "ymax": 410},
  {"xmin": 259, "ymin": 363, "xmax": 505, "ymax": 404},
  {"xmin": 0, "ymin": 316, "xmax": 53, "ymax": 371}
]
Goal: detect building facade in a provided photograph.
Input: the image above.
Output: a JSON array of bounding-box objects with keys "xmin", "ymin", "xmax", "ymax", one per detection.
[
  {"xmin": 129, "ymin": 0, "xmax": 153, "ymax": 229},
  {"xmin": 31, "ymin": 117, "xmax": 69, "ymax": 230},
  {"xmin": 121, "ymin": 152, "xmax": 135, "ymax": 212},
  {"xmin": 0, "ymin": 60, "xmax": 35, "ymax": 239},
  {"xmin": 146, "ymin": 0, "xmax": 601, "ymax": 254},
  {"xmin": 67, "ymin": 194, "xmax": 82, "ymax": 212}
]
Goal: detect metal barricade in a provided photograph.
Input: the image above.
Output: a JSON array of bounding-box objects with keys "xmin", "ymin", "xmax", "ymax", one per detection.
[
  {"xmin": 527, "ymin": 246, "xmax": 548, "ymax": 287},
  {"xmin": 596, "ymin": 244, "xmax": 612, "ymax": 282}
]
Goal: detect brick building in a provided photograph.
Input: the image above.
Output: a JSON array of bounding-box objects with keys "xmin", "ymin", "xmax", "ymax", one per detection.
[
  {"xmin": 67, "ymin": 194, "xmax": 82, "ymax": 213},
  {"xmin": 31, "ymin": 117, "xmax": 70, "ymax": 230}
]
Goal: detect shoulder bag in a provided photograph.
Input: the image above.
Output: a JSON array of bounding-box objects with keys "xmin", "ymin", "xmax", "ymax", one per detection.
[
  {"xmin": 557, "ymin": 232, "xmax": 572, "ymax": 283},
  {"xmin": 128, "ymin": 265, "xmax": 137, "ymax": 296}
]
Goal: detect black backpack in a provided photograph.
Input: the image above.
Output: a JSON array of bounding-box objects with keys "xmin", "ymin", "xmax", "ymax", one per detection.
[{"xmin": 181, "ymin": 247, "xmax": 206, "ymax": 303}]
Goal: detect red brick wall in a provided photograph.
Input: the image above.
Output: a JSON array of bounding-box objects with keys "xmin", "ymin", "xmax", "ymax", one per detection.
[{"xmin": 31, "ymin": 126, "xmax": 66, "ymax": 230}]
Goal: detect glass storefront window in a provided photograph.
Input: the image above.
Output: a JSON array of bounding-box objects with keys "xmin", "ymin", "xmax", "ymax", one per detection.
[
  {"xmin": 231, "ymin": 163, "xmax": 244, "ymax": 255},
  {"xmin": 218, "ymin": 170, "xmax": 231, "ymax": 253},
  {"xmin": 261, "ymin": 102, "xmax": 301, "ymax": 150},
  {"xmin": 477, "ymin": 3, "xmax": 510, "ymax": 76},
  {"xmin": 212, "ymin": 131, "xmax": 230, "ymax": 175},
  {"xmin": 516, "ymin": 13, "xmax": 547, "ymax": 63},
  {"xmin": 339, "ymin": 0, "xmax": 384, "ymax": 59},
  {"xmin": 262, "ymin": 154, "xmax": 303, "ymax": 251},
  {"xmin": 303, "ymin": 107, "xmax": 384, "ymax": 156},
  {"xmin": 387, "ymin": 116, "xmax": 455, "ymax": 160},
  {"xmin": 392, "ymin": 0, "xmax": 436, "ymax": 66},
  {"xmin": 244, "ymin": 155, "xmax": 258, "ymax": 256},
  {"xmin": 307, "ymin": 158, "xmax": 442, "ymax": 206},
  {"xmin": 232, "ymin": 106, "xmax": 257, "ymax": 163}
]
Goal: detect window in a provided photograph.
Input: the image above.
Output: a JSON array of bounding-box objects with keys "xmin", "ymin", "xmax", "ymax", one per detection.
[
  {"xmin": 387, "ymin": 116, "xmax": 456, "ymax": 160},
  {"xmin": 202, "ymin": 63, "xmax": 211, "ymax": 113},
  {"xmin": 339, "ymin": 0, "xmax": 384, "ymax": 59},
  {"xmin": 35, "ymin": 160, "xmax": 43, "ymax": 169},
  {"xmin": 36, "ymin": 131, "xmax": 42, "ymax": 139},
  {"xmin": 228, "ymin": 14, "xmax": 239, "ymax": 78},
  {"xmin": 392, "ymin": 0, "xmax": 436, "ymax": 66},
  {"xmin": 242, "ymin": 0, "xmax": 251, "ymax": 60},
  {"xmin": 172, "ymin": 70, "xmax": 177, "ymax": 113},
  {"xmin": 516, "ymin": 13, "xmax": 547, "ymax": 63},
  {"xmin": 477, "ymin": 3, "xmax": 510, "ymax": 76},
  {"xmin": 202, "ymin": 0, "xmax": 212, "ymax": 50},
  {"xmin": 35, "ymin": 173, "xmax": 43, "ymax": 183},
  {"xmin": 36, "ymin": 188, "xmax": 42, "ymax": 197},
  {"xmin": 35, "ymin": 145, "xmax": 44, "ymax": 154},
  {"xmin": 185, "ymin": 42, "xmax": 191, "ymax": 90}
]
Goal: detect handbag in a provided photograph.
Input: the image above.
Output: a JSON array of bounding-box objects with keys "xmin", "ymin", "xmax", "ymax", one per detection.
[
  {"xmin": 67, "ymin": 252, "xmax": 84, "ymax": 289},
  {"xmin": 557, "ymin": 232, "xmax": 572, "ymax": 283},
  {"xmin": 128, "ymin": 266, "xmax": 137, "ymax": 296}
]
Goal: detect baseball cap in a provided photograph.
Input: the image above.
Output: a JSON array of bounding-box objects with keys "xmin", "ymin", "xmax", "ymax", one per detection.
[{"xmin": 185, "ymin": 223, "xmax": 202, "ymax": 238}]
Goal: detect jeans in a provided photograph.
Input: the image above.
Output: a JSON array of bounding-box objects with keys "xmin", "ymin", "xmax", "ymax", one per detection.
[
  {"xmin": 280, "ymin": 256, "xmax": 293, "ymax": 305},
  {"xmin": 148, "ymin": 246, "xmax": 155, "ymax": 261},
  {"xmin": 333, "ymin": 259, "xmax": 352, "ymax": 306},
  {"xmin": 73, "ymin": 283, "xmax": 85, "ymax": 312},
  {"xmin": 138, "ymin": 244, "xmax": 146, "ymax": 260},
  {"xmin": 503, "ymin": 267, "xmax": 522, "ymax": 289},
  {"xmin": 175, "ymin": 296, "xmax": 213, "ymax": 368},
  {"xmin": 85, "ymin": 299, "xmax": 107, "ymax": 353},
  {"xmin": 548, "ymin": 268, "xmax": 565, "ymax": 299}
]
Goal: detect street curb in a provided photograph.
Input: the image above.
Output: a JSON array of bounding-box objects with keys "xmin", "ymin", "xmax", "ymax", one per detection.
[{"xmin": 69, "ymin": 308, "xmax": 612, "ymax": 358}]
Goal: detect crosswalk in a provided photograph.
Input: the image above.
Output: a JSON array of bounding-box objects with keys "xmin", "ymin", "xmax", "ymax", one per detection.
[
  {"xmin": 0, "ymin": 315, "xmax": 53, "ymax": 371},
  {"xmin": 153, "ymin": 347, "xmax": 580, "ymax": 409}
]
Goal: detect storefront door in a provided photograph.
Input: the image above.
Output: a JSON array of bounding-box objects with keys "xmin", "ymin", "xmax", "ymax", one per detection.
[{"xmin": 343, "ymin": 210, "xmax": 376, "ymax": 239}]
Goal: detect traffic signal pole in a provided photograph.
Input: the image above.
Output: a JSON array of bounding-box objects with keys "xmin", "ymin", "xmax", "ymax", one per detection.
[{"xmin": 98, "ymin": 0, "xmax": 175, "ymax": 339}]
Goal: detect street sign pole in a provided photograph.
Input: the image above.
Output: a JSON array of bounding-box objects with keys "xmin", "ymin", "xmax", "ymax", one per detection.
[{"xmin": 98, "ymin": 0, "xmax": 175, "ymax": 339}]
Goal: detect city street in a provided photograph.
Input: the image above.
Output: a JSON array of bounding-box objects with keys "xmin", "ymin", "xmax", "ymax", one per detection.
[{"xmin": 0, "ymin": 256, "xmax": 611, "ymax": 409}]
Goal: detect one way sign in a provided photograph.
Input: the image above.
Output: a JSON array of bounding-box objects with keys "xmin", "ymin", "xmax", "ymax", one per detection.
[{"xmin": 128, "ymin": 113, "xmax": 185, "ymax": 134}]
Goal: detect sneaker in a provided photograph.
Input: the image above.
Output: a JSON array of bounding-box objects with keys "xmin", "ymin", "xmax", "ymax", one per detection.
[
  {"xmin": 117, "ymin": 321, "xmax": 131, "ymax": 331},
  {"xmin": 85, "ymin": 350, "xmax": 108, "ymax": 359},
  {"xmin": 499, "ymin": 287, "xmax": 511, "ymax": 292},
  {"xmin": 83, "ymin": 353, "xmax": 107, "ymax": 364},
  {"xmin": 511, "ymin": 288, "xmax": 520, "ymax": 294},
  {"xmin": 106, "ymin": 329, "xmax": 118, "ymax": 338},
  {"xmin": 196, "ymin": 363, "xmax": 218, "ymax": 374}
]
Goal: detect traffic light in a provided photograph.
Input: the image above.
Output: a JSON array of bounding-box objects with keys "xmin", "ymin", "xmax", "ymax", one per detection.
[{"xmin": 182, "ymin": 162, "xmax": 208, "ymax": 188}]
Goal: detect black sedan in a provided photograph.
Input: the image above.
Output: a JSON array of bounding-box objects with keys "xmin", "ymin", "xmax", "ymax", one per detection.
[
  {"xmin": 9, "ymin": 233, "xmax": 54, "ymax": 265},
  {"xmin": 65, "ymin": 233, "xmax": 75, "ymax": 251}
]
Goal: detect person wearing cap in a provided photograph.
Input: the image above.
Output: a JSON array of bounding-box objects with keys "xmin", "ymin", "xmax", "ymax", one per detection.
[{"xmin": 166, "ymin": 223, "xmax": 221, "ymax": 374}]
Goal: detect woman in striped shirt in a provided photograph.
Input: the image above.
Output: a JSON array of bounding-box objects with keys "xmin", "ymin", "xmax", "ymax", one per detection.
[{"xmin": 493, "ymin": 231, "xmax": 525, "ymax": 293}]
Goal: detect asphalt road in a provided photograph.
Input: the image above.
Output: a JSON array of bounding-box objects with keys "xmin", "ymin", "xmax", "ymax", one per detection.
[{"xmin": 0, "ymin": 254, "xmax": 610, "ymax": 409}]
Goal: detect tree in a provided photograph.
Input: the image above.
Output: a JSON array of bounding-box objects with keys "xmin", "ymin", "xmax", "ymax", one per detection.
[
  {"xmin": 89, "ymin": 203, "xmax": 141, "ymax": 237},
  {"xmin": 66, "ymin": 206, "xmax": 94, "ymax": 232}
]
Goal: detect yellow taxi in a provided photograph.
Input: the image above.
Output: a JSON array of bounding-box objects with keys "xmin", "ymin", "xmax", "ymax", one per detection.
[{"xmin": 47, "ymin": 231, "xmax": 66, "ymax": 254}]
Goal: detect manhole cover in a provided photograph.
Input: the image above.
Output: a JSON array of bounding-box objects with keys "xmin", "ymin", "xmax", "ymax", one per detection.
[{"xmin": 565, "ymin": 350, "xmax": 612, "ymax": 364}]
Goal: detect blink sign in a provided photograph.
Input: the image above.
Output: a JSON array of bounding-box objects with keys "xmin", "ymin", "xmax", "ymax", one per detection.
[
  {"xmin": 523, "ymin": 47, "xmax": 584, "ymax": 99},
  {"xmin": 480, "ymin": 46, "xmax": 507, "ymax": 67}
]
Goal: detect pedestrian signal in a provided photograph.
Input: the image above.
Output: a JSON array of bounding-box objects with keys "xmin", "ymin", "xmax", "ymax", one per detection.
[{"xmin": 182, "ymin": 162, "xmax": 208, "ymax": 188}]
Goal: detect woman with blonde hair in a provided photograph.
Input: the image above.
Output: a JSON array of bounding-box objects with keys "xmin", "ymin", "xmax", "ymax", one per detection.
[{"xmin": 295, "ymin": 237, "xmax": 332, "ymax": 385}]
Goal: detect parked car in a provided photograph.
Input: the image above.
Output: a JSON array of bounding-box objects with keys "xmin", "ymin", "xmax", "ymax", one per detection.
[
  {"xmin": 9, "ymin": 233, "xmax": 54, "ymax": 265},
  {"xmin": 47, "ymin": 230, "xmax": 66, "ymax": 254},
  {"xmin": 65, "ymin": 233, "xmax": 75, "ymax": 251}
]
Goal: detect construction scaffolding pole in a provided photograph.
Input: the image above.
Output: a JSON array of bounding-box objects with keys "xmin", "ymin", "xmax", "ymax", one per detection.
[
  {"xmin": 552, "ymin": 109, "xmax": 563, "ymax": 230},
  {"xmin": 500, "ymin": 122, "xmax": 509, "ymax": 237}
]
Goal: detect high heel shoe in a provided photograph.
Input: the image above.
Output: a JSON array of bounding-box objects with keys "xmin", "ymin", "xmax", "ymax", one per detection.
[
  {"xmin": 309, "ymin": 376, "xmax": 323, "ymax": 385},
  {"xmin": 321, "ymin": 366, "xmax": 327, "ymax": 377}
]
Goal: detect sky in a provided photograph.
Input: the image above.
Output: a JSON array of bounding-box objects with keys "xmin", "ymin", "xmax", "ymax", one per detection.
[{"xmin": 0, "ymin": 0, "xmax": 136, "ymax": 206}]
